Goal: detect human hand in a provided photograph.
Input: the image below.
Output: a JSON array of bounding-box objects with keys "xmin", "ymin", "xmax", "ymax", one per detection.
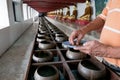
[
  {"xmin": 74, "ymin": 40, "xmax": 108, "ymax": 57},
  {"xmin": 69, "ymin": 29, "xmax": 85, "ymax": 45}
]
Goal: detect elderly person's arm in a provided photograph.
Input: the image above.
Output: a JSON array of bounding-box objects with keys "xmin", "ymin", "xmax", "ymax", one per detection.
[
  {"xmin": 74, "ymin": 40, "xmax": 120, "ymax": 58},
  {"xmin": 69, "ymin": 17, "xmax": 105, "ymax": 45}
]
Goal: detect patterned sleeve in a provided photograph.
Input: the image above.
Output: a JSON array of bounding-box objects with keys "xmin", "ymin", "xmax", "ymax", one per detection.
[{"xmin": 98, "ymin": 0, "xmax": 112, "ymax": 20}]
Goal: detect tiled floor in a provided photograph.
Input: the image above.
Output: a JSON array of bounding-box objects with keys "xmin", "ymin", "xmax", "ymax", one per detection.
[{"xmin": 0, "ymin": 21, "xmax": 38, "ymax": 80}]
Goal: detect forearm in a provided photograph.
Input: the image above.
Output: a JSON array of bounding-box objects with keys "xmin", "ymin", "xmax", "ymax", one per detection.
[
  {"xmin": 105, "ymin": 46, "xmax": 120, "ymax": 58},
  {"xmin": 81, "ymin": 17, "xmax": 105, "ymax": 34},
  {"xmin": 91, "ymin": 44, "xmax": 120, "ymax": 58}
]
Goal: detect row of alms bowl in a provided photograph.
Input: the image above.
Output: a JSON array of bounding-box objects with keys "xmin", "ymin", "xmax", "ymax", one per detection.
[{"xmin": 33, "ymin": 20, "xmax": 107, "ymax": 80}]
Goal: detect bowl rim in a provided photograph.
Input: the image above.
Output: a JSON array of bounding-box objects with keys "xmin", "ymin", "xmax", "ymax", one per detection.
[
  {"xmin": 34, "ymin": 65, "xmax": 59, "ymax": 80},
  {"xmin": 78, "ymin": 59, "xmax": 106, "ymax": 72},
  {"xmin": 32, "ymin": 50, "xmax": 53, "ymax": 62},
  {"xmin": 78, "ymin": 58, "xmax": 107, "ymax": 79},
  {"xmin": 38, "ymin": 40, "xmax": 56, "ymax": 49}
]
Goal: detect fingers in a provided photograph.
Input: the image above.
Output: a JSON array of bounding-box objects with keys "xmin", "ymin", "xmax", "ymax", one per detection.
[
  {"xmin": 69, "ymin": 31, "xmax": 77, "ymax": 45},
  {"xmin": 74, "ymin": 45, "xmax": 91, "ymax": 54},
  {"xmin": 74, "ymin": 41, "xmax": 95, "ymax": 54},
  {"xmin": 76, "ymin": 35, "xmax": 83, "ymax": 45},
  {"xmin": 69, "ymin": 30, "xmax": 85, "ymax": 45},
  {"xmin": 74, "ymin": 40, "xmax": 106, "ymax": 56},
  {"xmin": 83, "ymin": 41, "xmax": 90, "ymax": 46},
  {"xmin": 69, "ymin": 34, "xmax": 76, "ymax": 45}
]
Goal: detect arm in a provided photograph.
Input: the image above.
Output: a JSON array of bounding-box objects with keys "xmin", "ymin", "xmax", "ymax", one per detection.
[
  {"xmin": 81, "ymin": 0, "xmax": 113, "ymax": 33},
  {"xmin": 69, "ymin": 17, "xmax": 105, "ymax": 45},
  {"xmin": 74, "ymin": 40, "xmax": 120, "ymax": 58},
  {"xmin": 106, "ymin": 46, "xmax": 120, "ymax": 58},
  {"xmin": 80, "ymin": 16, "xmax": 105, "ymax": 34}
]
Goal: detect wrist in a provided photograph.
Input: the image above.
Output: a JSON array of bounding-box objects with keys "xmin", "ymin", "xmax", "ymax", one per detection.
[
  {"xmin": 103, "ymin": 46, "xmax": 114, "ymax": 58},
  {"xmin": 79, "ymin": 26, "xmax": 89, "ymax": 35},
  {"xmin": 105, "ymin": 46, "xmax": 119, "ymax": 58}
]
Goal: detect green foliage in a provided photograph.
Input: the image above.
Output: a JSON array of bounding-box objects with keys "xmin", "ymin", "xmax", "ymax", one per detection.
[{"xmin": 95, "ymin": 0, "xmax": 108, "ymax": 16}]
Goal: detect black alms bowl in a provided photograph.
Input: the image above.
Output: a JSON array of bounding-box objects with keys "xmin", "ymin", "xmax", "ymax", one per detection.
[
  {"xmin": 38, "ymin": 40, "xmax": 55, "ymax": 49},
  {"xmin": 34, "ymin": 65, "xmax": 59, "ymax": 80},
  {"xmin": 32, "ymin": 50, "xmax": 53, "ymax": 62},
  {"xmin": 66, "ymin": 48, "xmax": 87, "ymax": 60},
  {"xmin": 78, "ymin": 59, "xmax": 107, "ymax": 80}
]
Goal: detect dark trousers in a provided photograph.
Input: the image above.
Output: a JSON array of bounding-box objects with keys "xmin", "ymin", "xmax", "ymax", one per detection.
[{"xmin": 102, "ymin": 60, "xmax": 120, "ymax": 76}]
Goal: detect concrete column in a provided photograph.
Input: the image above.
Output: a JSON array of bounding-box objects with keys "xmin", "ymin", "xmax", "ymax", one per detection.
[{"xmin": 7, "ymin": 0, "xmax": 15, "ymax": 25}]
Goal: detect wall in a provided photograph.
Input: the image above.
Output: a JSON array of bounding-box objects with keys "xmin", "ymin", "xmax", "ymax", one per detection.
[
  {"xmin": 0, "ymin": 18, "xmax": 33, "ymax": 56},
  {"xmin": 0, "ymin": 0, "xmax": 39, "ymax": 56}
]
